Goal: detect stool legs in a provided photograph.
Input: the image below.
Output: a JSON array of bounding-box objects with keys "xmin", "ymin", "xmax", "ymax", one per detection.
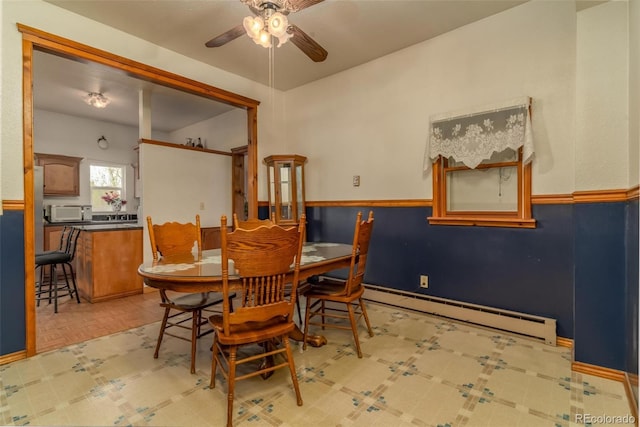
[{"xmin": 35, "ymin": 262, "xmax": 80, "ymax": 313}]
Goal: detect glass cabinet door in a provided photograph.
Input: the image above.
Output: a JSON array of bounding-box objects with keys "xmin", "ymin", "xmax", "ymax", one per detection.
[
  {"xmin": 278, "ymin": 161, "xmax": 293, "ymax": 221},
  {"xmin": 264, "ymin": 155, "xmax": 307, "ymax": 226}
]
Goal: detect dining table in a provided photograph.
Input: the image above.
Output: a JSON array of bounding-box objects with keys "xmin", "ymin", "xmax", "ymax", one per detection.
[{"xmin": 137, "ymin": 241, "xmax": 354, "ymax": 347}]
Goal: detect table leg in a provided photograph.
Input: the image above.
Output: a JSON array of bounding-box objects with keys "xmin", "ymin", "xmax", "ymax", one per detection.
[{"xmin": 290, "ymin": 325, "xmax": 327, "ymax": 347}]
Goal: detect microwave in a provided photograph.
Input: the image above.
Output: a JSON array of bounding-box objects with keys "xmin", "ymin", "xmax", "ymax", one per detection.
[{"xmin": 46, "ymin": 205, "xmax": 92, "ymax": 222}]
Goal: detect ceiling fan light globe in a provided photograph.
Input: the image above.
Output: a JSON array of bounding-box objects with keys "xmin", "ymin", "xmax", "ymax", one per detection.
[
  {"xmin": 268, "ymin": 12, "xmax": 288, "ymax": 37},
  {"xmin": 275, "ymin": 32, "xmax": 292, "ymax": 47},
  {"xmin": 257, "ymin": 30, "xmax": 272, "ymax": 47},
  {"xmin": 243, "ymin": 16, "xmax": 263, "ymax": 38}
]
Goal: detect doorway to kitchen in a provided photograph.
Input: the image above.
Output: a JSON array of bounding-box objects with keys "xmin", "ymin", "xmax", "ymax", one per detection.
[{"xmin": 20, "ymin": 23, "xmax": 260, "ymax": 358}]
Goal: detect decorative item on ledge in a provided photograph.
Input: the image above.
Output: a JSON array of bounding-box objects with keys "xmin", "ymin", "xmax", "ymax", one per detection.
[
  {"xmin": 139, "ymin": 138, "xmax": 228, "ymax": 156},
  {"xmin": 101, "ymin": 191, "xmax": 127, "ymax": 212},
  {"xmin": 111, "ymin": 200, "xmax": 123, "ymax": 212},
  {"xmin": 185, "ymin": 137, "xmax": 205, "ymax": 149}
]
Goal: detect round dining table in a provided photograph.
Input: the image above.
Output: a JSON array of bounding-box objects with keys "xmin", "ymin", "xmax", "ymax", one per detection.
[{"xmin": 137, "ymin": 242, "xmax": 354, "ymax": 346}]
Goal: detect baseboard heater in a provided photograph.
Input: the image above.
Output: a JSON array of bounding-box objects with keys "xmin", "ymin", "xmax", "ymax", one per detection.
[{"xmin": 361, "ymin": 283, "xmax": 557, "ymax": 346}]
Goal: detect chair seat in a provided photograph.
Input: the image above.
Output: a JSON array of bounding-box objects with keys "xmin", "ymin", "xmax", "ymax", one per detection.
[
  {"xmin": 36, "ymin": 251, "xmax": 71, "ymax": 265},
  {"xmin": 209, "ymin": 314, "xmax": 294, "ymax": 345},
  {"xmin": 305, "ymin": 279, "xmax": 365, "ymax": 301},
  {"xmin": 163, "ymin": 291, "xmax": 233, "ymax": 310}
]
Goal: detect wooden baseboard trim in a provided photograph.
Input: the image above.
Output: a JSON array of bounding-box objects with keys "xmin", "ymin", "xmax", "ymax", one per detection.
[
  {"xmin": 0, "ymin": 350, "xmax": 27, "ymax": 365},
  {"xmin": 556, "ymin": 336, "xmax": 573, "ymax": 348},
  {"xmin": 624, "ymin": 373, "xmax": 639, "ymax": 424},
  {"xmin": 572, "ymin": 361, "xmax": 626, "ymax": 382}
]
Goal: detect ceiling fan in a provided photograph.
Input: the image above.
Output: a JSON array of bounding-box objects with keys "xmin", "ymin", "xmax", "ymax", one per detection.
[{"xmin": 205, "ymin": 0, "xmax": 328, "ymax": 62}]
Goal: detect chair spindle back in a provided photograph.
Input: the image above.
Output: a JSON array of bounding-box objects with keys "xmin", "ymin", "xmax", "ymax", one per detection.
[
  {"xmin": 219, "ymin": 214, "xmax": 305, "ymax": 334},
  {"xmin": 345, "ymin": 211, "xmax": 374, "ymax": 296}
]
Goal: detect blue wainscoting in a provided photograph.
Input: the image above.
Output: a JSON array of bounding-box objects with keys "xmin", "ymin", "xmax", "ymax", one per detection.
[
  {"xmin": 305, "ymin": 201, "xmax": 635, "ymax": 372},
  {"xmin": 0, "ymin": 210, "xmax": 26, "ymax": 355},
  {"xmin": 574, "ymin": 202, "xmax": 627, "ymax": 370},
  {"xmin": 626, "ymin": 199, "xmax": 639, "ymax": 376},
  {"xmin": 0, "ymin": 201, "xmax": 636, "ymax": 375},
  {"xmin": 305, "ymin": 205, "xmax": 575, "ymax": 339}
]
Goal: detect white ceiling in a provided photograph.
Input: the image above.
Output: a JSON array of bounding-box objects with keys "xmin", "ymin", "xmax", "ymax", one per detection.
[{"xmin": 36, "ymin": 0, "xmax": 595, "ymax": 133}]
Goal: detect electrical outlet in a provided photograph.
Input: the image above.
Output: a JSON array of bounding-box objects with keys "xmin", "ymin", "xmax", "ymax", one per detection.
[
  {"xmin": 353, "ymin": 175, "xmax": 360, "ymax": 187},
  {"xmin": 199, "ymin": 201, "xmax": 205, "ymax": 210},
  {"xmin": 420, "ymin": 275, "xmax": 429, "ymax": 288}
]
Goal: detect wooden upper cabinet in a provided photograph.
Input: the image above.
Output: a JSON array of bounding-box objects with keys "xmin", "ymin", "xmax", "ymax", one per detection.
[
  {"xmin": 35, "ymin": 153, "xmax": 82, "ymax": 196},
  {"xmin": 264, "ymin": 154, "xmax": 307, "ymax": 226}
]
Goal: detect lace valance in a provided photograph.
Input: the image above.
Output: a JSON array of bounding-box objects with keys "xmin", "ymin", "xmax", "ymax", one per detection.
[{"xmin": 424, "ymin": 96, "xmax": 533, "ymax": 172}]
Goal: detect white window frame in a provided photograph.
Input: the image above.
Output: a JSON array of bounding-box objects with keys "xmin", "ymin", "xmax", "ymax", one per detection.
[{"xmin": 89, "ymin": 161, "xmax": 127, "ymax": 213}]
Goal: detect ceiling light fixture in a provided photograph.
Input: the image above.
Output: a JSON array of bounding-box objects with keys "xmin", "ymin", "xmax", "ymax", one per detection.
[
  {"xmin": 242, "ymin": 1, "xmax": 292, "ymax": 48},
  {"xmin": 97, "ymin": 136, "xmax": 109, "ymax": 150},
  {"xmin": 85, "ymin": 92, "xmax": 110, "ymax": 108}
]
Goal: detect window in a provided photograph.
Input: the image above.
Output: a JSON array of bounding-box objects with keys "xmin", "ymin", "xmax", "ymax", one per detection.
[
  {"xmin": 425, "ymin": 97, "xmax": 536, "ymax": 228},
  {"xmin": 90, "ymin": 162, "xmax": 127, "ymax": 212}
]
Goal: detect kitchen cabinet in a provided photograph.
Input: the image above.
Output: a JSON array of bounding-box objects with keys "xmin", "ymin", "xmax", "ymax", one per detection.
[
  {"xmin": 35, "ymin": 153, "xmax": 82, "ymax": 196},
  {"xmin": 44, "ymin": 225, "xmax": 65, "ymax": 250},
  {"xmin": 75, "ymin": 225, "xmax": 143, "ymax": 302},
  {"xmin": 264, "ymin": 154, "xmax": 307, "ymax": 226}
]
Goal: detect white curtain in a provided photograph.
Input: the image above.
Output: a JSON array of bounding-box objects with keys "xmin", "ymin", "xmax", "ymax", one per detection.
[{"xmin": 424, "ymin": 96, "xmax": 533, "ymax": 172}]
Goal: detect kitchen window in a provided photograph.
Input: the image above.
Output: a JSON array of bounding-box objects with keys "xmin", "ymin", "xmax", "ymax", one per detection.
[{"xmin": 90, "ymin": 162, "xmax": 127, "ymax": 212}]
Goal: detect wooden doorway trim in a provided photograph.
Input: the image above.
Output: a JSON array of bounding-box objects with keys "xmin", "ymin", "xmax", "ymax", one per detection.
[
  {"xmin": 18, "ymin": 23, "xmax": 260, "ymax": 357},
  {"xmin": 231, "ymin": 146, "xmax": 249, "ymax": 222}
]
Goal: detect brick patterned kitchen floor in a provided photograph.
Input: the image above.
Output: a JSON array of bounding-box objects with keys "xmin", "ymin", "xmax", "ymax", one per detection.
[{"xmin": 36, "ymin": 289, "xmax": 162, "ymax": 353}]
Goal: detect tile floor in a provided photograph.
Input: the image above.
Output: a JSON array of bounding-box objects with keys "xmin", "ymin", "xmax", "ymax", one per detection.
[{"xmin": 1, "ymin": 302, "xmax": 635, "ymax": 426}]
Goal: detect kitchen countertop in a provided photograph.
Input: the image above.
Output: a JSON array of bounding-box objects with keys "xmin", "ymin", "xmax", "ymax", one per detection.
[
  {"xmin": 72, "ymin": 223, "xmax": 143, "ymax": 232},
  {"xmin": 44, "ymin": 220, "xmax": 138, "ymax": 227}
]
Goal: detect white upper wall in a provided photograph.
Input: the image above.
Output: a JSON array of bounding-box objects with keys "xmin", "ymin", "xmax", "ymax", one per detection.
[
  {"xmin": 2, "ymin": 0, "xmax": 636, "ymax": 207},
  {"xmin": 1, "ymin": 0, "xmax": 284, "ymax": 202},
  {"xmin": 285, "ymin": 0, "xmax": 580, "ymax": 200},
  {"xmin": 139, "ymin": 143, "xmax": 232, "ymax": 262},
  {"xmin": 576, "ymin": 1, "xmax": 630, "ymax": 191},
  {"xmin": 630, "ymin": 0, "xmax": 639, "ymax": 186},
  {"xmin": 169, "ymin": 109, "xmax": 248, "ymax": 152}
]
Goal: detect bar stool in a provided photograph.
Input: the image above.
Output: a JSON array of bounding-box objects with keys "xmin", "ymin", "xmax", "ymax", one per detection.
[{"xmin": 35, "ymin": 227, "xmax": 81, "ymax": 313}]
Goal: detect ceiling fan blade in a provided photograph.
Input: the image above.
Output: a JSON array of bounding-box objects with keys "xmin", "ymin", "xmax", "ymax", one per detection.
[
  {"xmin": 288, "ymin": 0, "xmax": 324, "ymax": 12},
  {"xmin": 205, "ymin": 24, "xmax": 245, "ymax": 48},
  {"xmin": 288, "ymin": 24, "xmax": 327, "ymax": 62}
]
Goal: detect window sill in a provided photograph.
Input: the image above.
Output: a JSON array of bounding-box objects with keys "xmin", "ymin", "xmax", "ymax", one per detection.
[{"xmin": 427, "ymin": 216, "xmax": 536, "ymax": 229}]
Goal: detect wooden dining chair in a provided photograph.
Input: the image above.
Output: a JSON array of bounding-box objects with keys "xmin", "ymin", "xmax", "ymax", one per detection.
[
  {"xmin": 233, "ymin": 212, "xmax": 307, "ymax": 326},
  {"xmin": 302, "ymin": 211, "xmax": 375, "ymax": 358},
  {"xmin": 209, "ymin": 214, "xmax": 306, "ymax": 427},
  {"xmin": 232, "ymin": 212, "xmax": 275, "ymax": 230},
  {"xmin": 146, "ymin": 215, "xmax": 235, "ymax": 374}
]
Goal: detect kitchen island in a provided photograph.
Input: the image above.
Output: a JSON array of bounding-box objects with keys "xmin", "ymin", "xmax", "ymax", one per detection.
[{"xmin": 73, "ymin": 223, "xmax": 144, "ymax": 302}]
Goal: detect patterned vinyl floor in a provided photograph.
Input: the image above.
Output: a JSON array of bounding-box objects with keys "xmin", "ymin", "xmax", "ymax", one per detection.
[{"xmin": 1, "ymin": 302, "xmax": 635, "ymax": 426}]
